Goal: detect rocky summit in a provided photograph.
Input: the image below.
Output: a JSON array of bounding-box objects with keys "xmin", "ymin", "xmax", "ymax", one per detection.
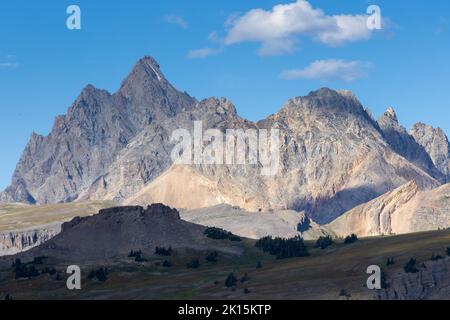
[{"xmin": 1, "ymin": 56, "xmax": 449, "ymax": 225}]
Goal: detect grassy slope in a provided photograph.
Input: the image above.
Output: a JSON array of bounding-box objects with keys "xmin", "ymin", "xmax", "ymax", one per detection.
[
  {"xmin": 1, "ymin": 229, "xmax": 450, "ymax": 300},
  {"xmin": 0, "ymin": 201, "xmax": 116, "ymax": 232}
]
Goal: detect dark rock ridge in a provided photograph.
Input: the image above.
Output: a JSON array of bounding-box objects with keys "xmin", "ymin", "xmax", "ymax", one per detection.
[{"xmin": 0, "ymin": 204, "xmax": 215, "ymax": 264}]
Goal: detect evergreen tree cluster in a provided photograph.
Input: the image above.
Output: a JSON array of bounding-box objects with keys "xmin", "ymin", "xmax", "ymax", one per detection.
[
  {"xmin": 128, "ymin": 250, "xmax": 142, "ymax": 258},
  {"xmin": 205, "ymin": 251, "xmax": 218, "ymax": 263},
  {"xmin": 128, "ymin": 250, "xmax": 148, "ymax": 262},
  {"xmin": 155, "ymin": 246, "xmax": 173, "ymax": 256},
  {"xmin": 11, "ymin": 256, "xmax": 48, "ymax": 279},
  {"xmin": 255, "ymin": 236, "xmax": 309, "ymax": 259},
  {"xmin": 88, "ymin": 267, "xmax": 108, "ymax": 282},
  {"xmin": 344, "ymin": 234, "xmax": 358, "ymax": 244},
  {"xmin": 315, "ymin": 236, "xmax": 333, "ymax": 249},
  {"xmin": 431, "ymin": 253, "xmax": 443, "ymax": 261},
  {"xmin": 204, "ymin": 227, "xmax": 242, "ymax": 242},
  {"xmin": 386, "ymin": 257, "xmax": 395, "ymax": 266},
  {"xmin": 12, "ymin": 259, "xmax": 39, "ymax": 279}
]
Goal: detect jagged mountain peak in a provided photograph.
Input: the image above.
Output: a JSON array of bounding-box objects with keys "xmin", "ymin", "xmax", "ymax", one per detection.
[
  {"xmin": 0, "ymin": 55, "xmax": 198, "ymax": 205},
  {"xmin": 377, "ymin": 108, "xmax": 444, "ymax": 181},
  {"xmin": 411, "ymin": 122, "xmax": 448, "ymax": 139},
  {"xmin": 138, "ymin": 55, "xmax": 161, "ymax": 69},
  {"xmin": 306, "ymin": 87, "xmax": 358, "ymax": 101},
  {"xmin": 74, "ymin": 84, "xmax": 111, "ymax": 105},
  {"xmin": 118, "ymin": 56, "xmax": 196, "ymax": 117},
  {"xmin": 378, "ymin": 107, "xmax": 402, "ymax": 131},
  {"xmin": 276, "ymin": 87, "xmax": 369, "ymax": 122},
  {"xmin": 305, "ymin": 87, "xmax": 362, "ymax": 107},
  {"xmin": 120, "ymin": 56, "xmax": 165, "ymax": 89},
  {"xmin": 382, "ymin": 107, "xmax": 398, "ymax": 122}
]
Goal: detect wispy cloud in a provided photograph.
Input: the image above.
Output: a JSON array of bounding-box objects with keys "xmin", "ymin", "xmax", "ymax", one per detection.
[
  {"xmin": 0, "ymin": 62, "xmax": 18, "ymax": 68},
  {"xmin": 280, "ymin": 59, "xmax": 372, "ymax": 82},
  {"xmin": 187, "ymin": 47, "xmax": 221, "ymax": 59},
  {"xmin": 0, "ymin": 55, "xmax": 19, "ymax": 69},
  {"xmin": 223, "ymin": 0, "xmax": 374, "ymax": 56},
  {"xmin": 163, "ymin": 14, "xmax": 188, "ymax": 29}
]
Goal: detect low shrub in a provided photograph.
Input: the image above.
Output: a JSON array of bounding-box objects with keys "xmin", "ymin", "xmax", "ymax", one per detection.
[
  {"xmin": 205, "ymin": 251, "xmax": 218, "ymax": 263},
  {"xmin": 404, "ymin": 258, "xmax": 419, "ymax": 273},
  {"xmin": 186, "ymin": 259, "xmax": 200, "ymax": 269},
  {"xmin": 225, "ymin": 273, "xmax": 237, "ymax": 288}
]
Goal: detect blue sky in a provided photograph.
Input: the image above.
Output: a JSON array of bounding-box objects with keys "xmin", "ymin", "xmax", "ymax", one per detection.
[{"xmin": 0, "ymin": 0, "xmax": 449, "ymax": 190}]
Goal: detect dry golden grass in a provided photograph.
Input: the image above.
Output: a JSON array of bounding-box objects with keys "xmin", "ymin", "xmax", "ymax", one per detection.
[{"xmin": 0, "ymin": 201, "xmax": 116, "ymax": 231}]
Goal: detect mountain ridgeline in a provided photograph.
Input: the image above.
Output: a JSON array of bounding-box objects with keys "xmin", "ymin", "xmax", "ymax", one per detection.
[{"xmin": 1, "ymin": 56, "xmax": 449, "ymax": 224}]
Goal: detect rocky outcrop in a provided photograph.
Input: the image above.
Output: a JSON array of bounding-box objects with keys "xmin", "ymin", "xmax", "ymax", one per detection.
[
  {"xmin": 378, "ymin": 258, "xmax": 450, "ymax": 300},
  {"xmin": 411, "ymin": 122, "xmax": 450, "ymax": 181},
  {"xmin": 0, "ymin": 223, "xmax": 61, "ymax": 256},
  {"xmin": 327, "ymin": 182, "xmax": 450, "ymax": 237},
  {"xmin": 180, "ymin": 204, "xmax": 329, "ymax": 240}
]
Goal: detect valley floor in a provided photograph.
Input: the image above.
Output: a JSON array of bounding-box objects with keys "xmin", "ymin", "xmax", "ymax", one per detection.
[{"xmin": 2, "ymin": 229, "xmax": 450, "ymax": 300}]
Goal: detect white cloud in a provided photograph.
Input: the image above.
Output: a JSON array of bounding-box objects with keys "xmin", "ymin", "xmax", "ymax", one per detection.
[
  {"xmin": 224, "ymin": 0, "xmax": 372, "ymax": 55},
  {"xmin": 207, "ymin": 31, "xmax": 224, "ymax": 44},
  {"xmin": 280, "ymin": 59, "xmax": 372, "ymax": 82},
  {"xmin": 0, "ymin": 62, "xmax": 19, "ymax": 68},
  {"xmin": 187, "ymin": 48, "xmax": 221, "ymax": 59},
  {"xmin": 0, "ymin": 55, "xmax": 19, "ymax": 69},
  {"xmin": 164, "ymin": 14, "xmax": 188, "ymax": 29}
]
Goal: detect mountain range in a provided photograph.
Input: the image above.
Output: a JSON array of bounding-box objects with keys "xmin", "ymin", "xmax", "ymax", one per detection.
[{"xmin": 1, "ymin": 56, "xmax": 450, "ymax": 231}]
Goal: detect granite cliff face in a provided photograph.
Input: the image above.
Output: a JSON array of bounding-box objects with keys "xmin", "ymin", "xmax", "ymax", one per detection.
[
  {"xmin": 411, "ymin": 122, "xmax": 450, "ymax": 181},
  {"xmin": 0, "ymin": 224, "xmax": 61, "ymax": 256},
  {"xmin": 328, "ymin": 182, "xmax": 450, "ymax": 237},
  {"xmin": 0, "ymin": 56, "xmax": 447, "ymax": 225}
]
